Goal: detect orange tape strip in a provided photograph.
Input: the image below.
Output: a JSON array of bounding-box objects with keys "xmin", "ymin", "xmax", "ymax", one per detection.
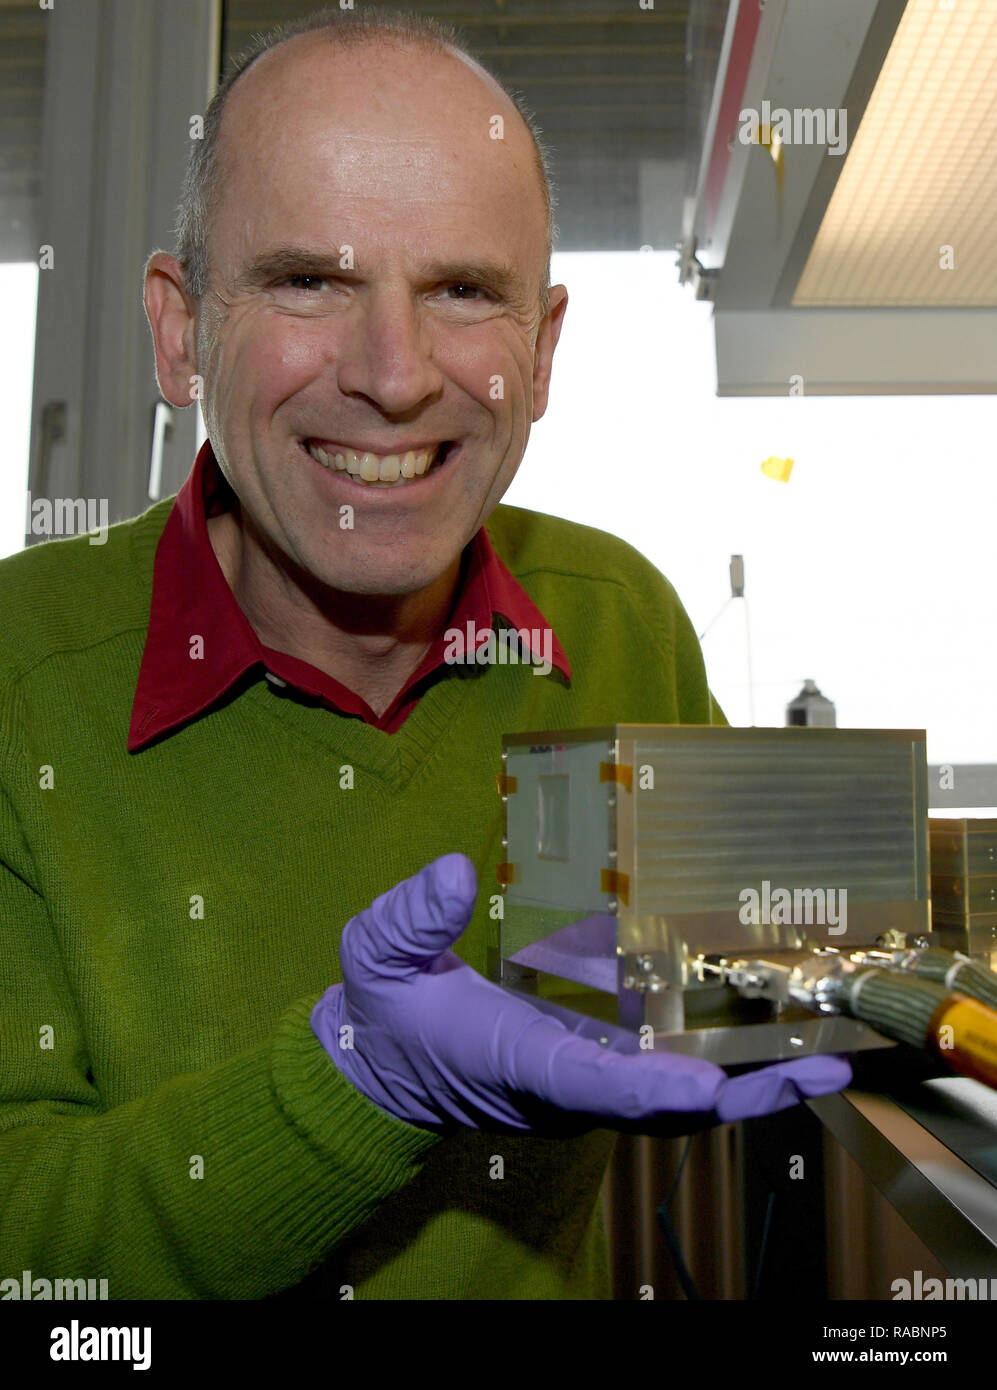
[
  {"xmin": 599, "ymin": 762, "xmax": 633, "ymax": 792},
  {"xmin": 600, "ymin": 868, "xmax": 629, "ymax": 906}
]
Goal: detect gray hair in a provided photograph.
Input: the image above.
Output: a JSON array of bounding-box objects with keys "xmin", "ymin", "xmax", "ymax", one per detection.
[{"xmin": 174, "ymin": 6, "xmax": 556, "ymax": 318}]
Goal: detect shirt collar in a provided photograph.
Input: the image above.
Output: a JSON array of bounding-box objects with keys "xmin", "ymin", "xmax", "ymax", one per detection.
[{"xmin": 129, "ymin": 441, "xmax": 569, "ymax": 750}]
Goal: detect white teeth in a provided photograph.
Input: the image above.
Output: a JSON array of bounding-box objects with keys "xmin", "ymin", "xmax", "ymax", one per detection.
[{"xmin": 306, "ymin": 441, "xmax": 442, "ymax": 485}]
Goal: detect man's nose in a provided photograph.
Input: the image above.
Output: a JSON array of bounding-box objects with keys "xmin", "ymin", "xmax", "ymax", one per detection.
[{"xmin": 335, "ymin": 289, "xmax": 445, "ymax": 414}]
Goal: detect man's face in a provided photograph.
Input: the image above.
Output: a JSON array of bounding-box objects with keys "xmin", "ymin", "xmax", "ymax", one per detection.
[{"xmin": 194, "ymin": 37, "xmax": 566, "ymax": 598}]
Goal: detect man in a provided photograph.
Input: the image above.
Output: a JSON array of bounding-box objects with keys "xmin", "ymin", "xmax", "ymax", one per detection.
[{"xmin": 0, "ymin": 8, "xmax": 849, "ymax": 1300}]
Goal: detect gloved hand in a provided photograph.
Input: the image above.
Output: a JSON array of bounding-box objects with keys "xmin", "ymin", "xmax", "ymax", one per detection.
[{"xmin": 312, "ymin": 853, "xmax": 851, "ymax": 1133}]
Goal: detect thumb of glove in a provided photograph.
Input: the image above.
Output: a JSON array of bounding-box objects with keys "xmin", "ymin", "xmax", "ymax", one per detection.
[{"xmin": 342, "ymin": 851, "xmax": 479, "ymax": 981}]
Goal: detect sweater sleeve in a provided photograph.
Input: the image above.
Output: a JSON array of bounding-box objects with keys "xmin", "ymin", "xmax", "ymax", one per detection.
[{"xmin": 0, "ymin": 754, "xmax": 441, "ymax": 1299}]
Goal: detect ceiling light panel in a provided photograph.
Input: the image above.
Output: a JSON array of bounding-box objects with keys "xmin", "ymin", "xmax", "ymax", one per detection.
[{"xmin": 793, "ymin": 0, "xmax": 997, "ymax": 307}]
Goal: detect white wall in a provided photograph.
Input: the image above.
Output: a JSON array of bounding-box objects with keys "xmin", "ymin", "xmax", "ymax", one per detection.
[
  {"xmin": 507, "ymin": 251, "xmax": 997, "ymax": 768},
  {"xmin": 0, "ymin": 264, "xmax": 38, "ymax": 560}
]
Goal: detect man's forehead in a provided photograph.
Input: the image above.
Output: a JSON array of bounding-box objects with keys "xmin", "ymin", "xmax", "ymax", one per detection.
[
  {"xmin": 221, "ymin": 124, "xmax": 531, "ymax": 257},
  {"xmin": 239, "ymin": 126, "xmax": 503, "ymax": 195}
]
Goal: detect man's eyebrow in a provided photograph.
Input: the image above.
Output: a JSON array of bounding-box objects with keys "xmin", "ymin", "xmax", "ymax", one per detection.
[
  {"xmin": 233, "ymin": 248, "xmax": 346, "ymax": 289},
  {"xmin": 232, "ymin": 247, "xmax": 523, "ymax": 297}
]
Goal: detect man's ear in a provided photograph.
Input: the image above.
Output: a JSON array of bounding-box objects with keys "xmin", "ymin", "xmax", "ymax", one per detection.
[
  {"xmin": 143, "ymin": 252, "xmax": 200, "ymax": 408},
  {"xmin": 531, "ymin": 284, "xmax": 568, "ymax": 422}
]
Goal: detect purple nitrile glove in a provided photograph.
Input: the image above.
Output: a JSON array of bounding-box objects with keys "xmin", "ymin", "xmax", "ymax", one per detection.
[{"xmin": 311, "ymin": 853, "xmax": 852, "ymax": 1133}]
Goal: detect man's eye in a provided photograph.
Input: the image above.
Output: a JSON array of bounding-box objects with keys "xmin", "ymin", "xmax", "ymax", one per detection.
[
  {"xmin": 282, "ymin": 274, "xmax": 326, "ymax": 291},
  {"xmin": 446, "ymin": 283, "xmax": 489, "ymax": 301}
]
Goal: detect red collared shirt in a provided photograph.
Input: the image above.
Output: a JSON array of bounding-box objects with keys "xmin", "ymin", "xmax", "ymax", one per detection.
[{"xmin": 129, "ymin": 442, "xmax": 569, "ymax": 749}]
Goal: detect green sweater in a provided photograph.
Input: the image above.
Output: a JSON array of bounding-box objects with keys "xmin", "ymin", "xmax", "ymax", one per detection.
[{"xmin": 0, "ymin": 495, "xmax": 722, "ymax": 1300}]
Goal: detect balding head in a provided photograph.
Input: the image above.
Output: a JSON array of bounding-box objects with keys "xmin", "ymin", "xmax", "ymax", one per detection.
[{"xmin": 176, "ymin": 8, "xmax": 555, "ymax": 317}]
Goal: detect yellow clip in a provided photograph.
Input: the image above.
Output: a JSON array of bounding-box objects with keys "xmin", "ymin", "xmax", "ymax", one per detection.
[
  {"xmin": 600, "ymin": 868, "xmax": 630, "ymax": 906},
  {"xmin": 599, "ymin": 762, "xmax": 633, "ymax": 792},
  {"xmin": 761, "ymin": 456, "xmax": 794, "ymax": 483},
  {"xmin": 496, "ymin": 862, "xmax": 518, "ymax": 886},
  {"xmin": 758, "ymin": 125, "xmax": 785, "ymax": 200},
  {"xmin": 496, "ymin": 774, "xmax": 518, "ymax": 796}
]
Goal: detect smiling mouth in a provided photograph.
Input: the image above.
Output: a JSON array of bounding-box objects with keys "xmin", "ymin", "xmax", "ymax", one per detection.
[{"xmin": 302, "ymin": 439, "xmax": 455, "ymax": 486}]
